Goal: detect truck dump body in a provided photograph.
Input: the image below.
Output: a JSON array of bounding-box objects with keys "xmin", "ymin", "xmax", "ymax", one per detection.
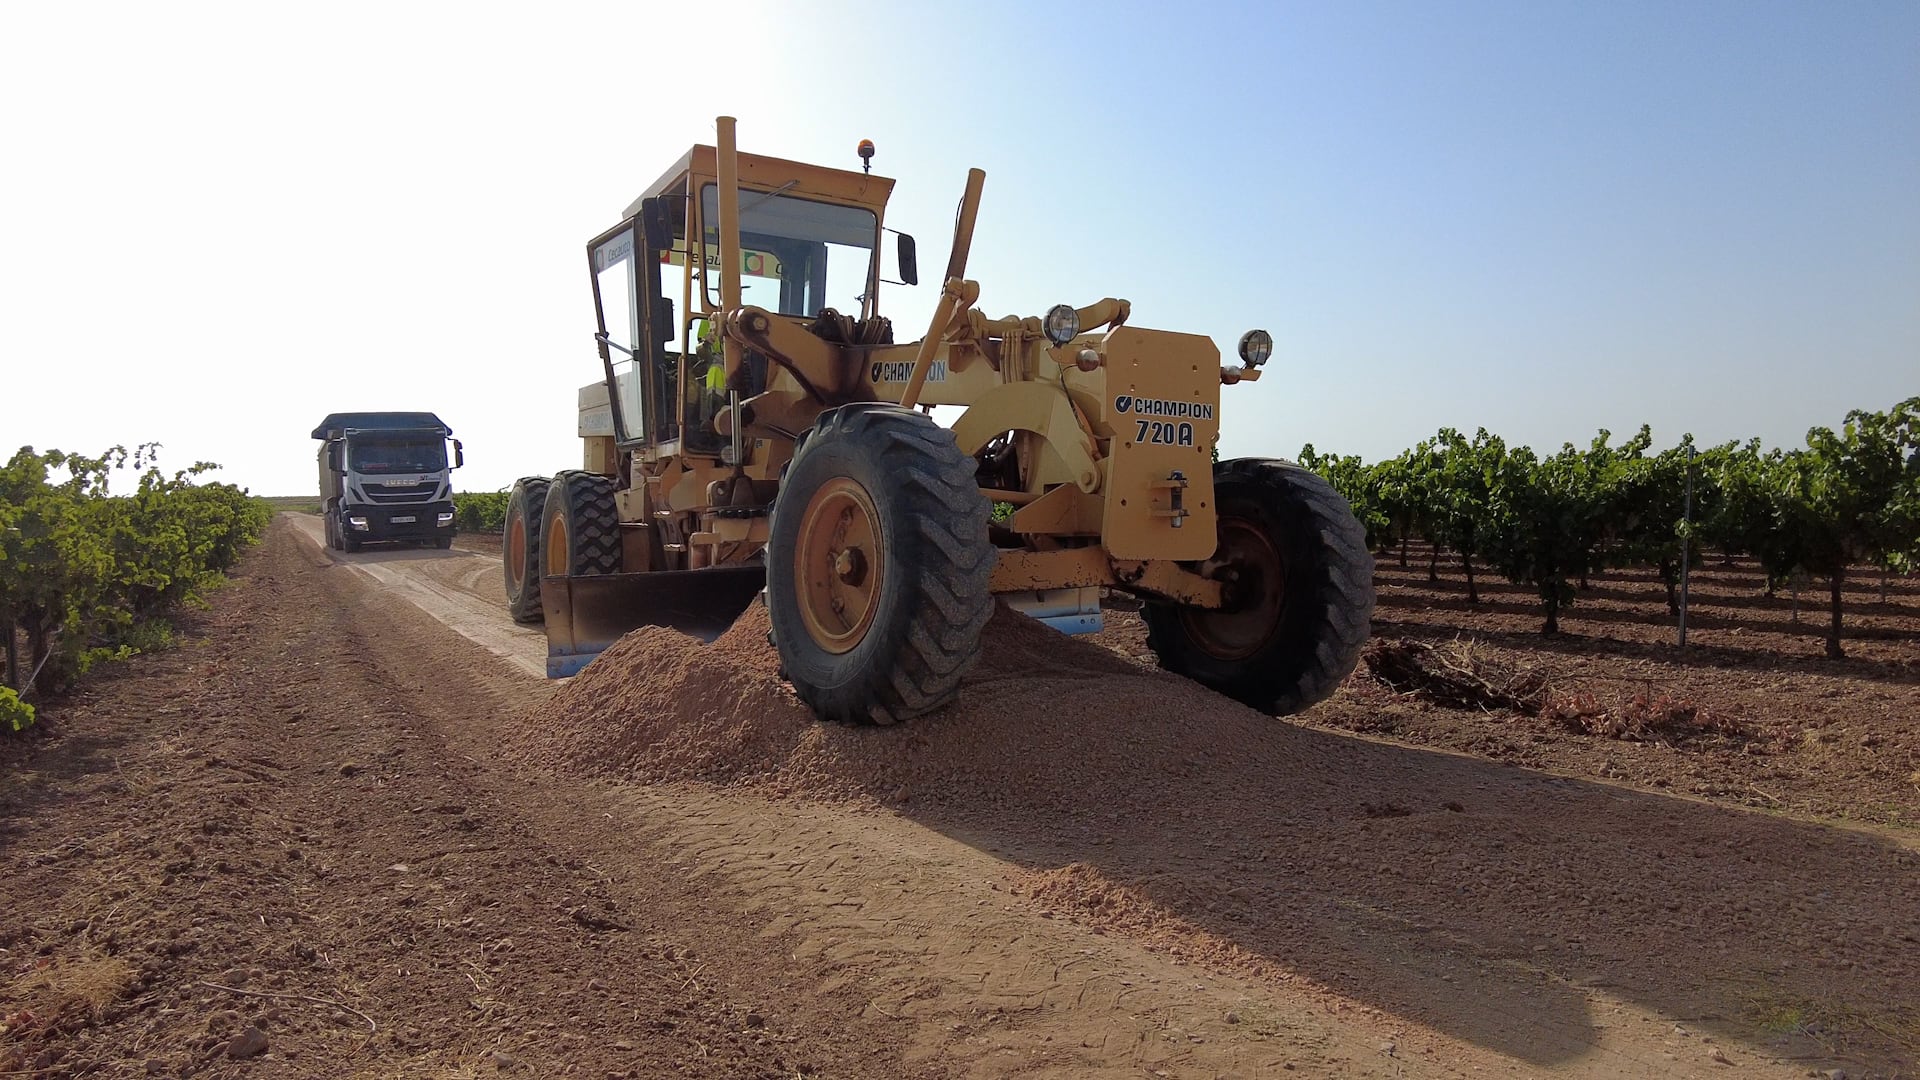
[{"xmin": 311, "ymin": 412, "xmax": 453, "ymax": 440}]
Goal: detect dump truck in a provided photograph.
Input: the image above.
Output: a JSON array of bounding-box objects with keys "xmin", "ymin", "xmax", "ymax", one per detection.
[
  {"xmin": 504, "ymin": 117, "xmax": 1373, "ymax": 722},
  {"xmin": 312, "ymin": 412, "xmax": 464, "ymax": 552}
]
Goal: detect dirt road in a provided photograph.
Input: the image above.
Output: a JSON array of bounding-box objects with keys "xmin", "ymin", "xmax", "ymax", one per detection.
[
  {"xmin": 4, "ymin": 516, "xmax": 1914, "ymax": 1078},
  {"xmin": 281, "ymin": 514, "xmax": 546, "ymax": 678}
]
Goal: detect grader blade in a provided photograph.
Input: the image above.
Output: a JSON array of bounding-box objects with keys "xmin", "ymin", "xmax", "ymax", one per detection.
[{"xmin": 541, "ymin": 566, "xmax": 766, "ymax": 677}]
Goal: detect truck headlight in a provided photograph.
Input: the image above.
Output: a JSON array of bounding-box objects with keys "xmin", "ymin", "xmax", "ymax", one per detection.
[
  {"xmin": 348, "ymin": 516, "xmax": 369, "ymax": 530},
  {"xmin": 437, "ymin": 513, "xmax": 455, "ymax": 525},
  {"xmin": 1238, "ymin": 329, "xmax": 1273, "ymax": 366},
  {"xmin": 1043, "ymin": 304, "xmax": 1079, "ymax": 346}
]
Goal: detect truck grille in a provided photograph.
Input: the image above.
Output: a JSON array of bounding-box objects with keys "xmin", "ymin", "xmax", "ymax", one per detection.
[{"xmin": 363, "ymin": 482, "xmax": 440, "ymax": 503}]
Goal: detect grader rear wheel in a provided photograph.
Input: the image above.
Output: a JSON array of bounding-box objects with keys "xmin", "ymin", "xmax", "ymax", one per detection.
[
  {"xmin": 767, "ymin": 404, "xmax": 994, "ymax": 725},
  {"xmin": 1144, "ymin": 458, "xmax": 1373, "ymax": 715},
  {"xmin": 503, "ymin": 476, "xmax": 550, "ymax": 623}
]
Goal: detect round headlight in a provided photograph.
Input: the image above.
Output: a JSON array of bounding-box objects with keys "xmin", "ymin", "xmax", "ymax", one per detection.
[
  {"xmin": 1043, "ymin": 304, "xmax": 1080, "ymax": 346},
  {"xmin": 1238, "ymin": 329, "xmax": 1273, "ymax": 366}
]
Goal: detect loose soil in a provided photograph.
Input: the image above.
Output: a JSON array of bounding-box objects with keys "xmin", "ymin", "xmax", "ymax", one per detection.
[
  {"xmin": 1, "ymin": 523, "xmax": 932, "ymax": 1079},
  {"xmin": 5, "ymin": 521, "xmax": 1918, "ymax": 1079}
]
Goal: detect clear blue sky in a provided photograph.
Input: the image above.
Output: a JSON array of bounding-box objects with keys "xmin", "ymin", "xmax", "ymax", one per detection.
[{"xmin": 3, "ymin": 0, "xmax": 1915, "ymax": 494}]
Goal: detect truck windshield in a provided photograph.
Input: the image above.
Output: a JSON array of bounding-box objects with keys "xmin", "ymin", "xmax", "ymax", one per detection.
[
  {"xmin": 350, "ymin": 440, "xmax": 446, "ymax": 474},
  {"xmin": 699, "ymin": 185, "xmax": 877, "ymax": 317}
]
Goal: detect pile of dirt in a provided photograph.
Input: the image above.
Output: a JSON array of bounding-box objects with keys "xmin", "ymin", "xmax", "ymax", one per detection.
[{"xmin": 512, "ymin": 599, "xmax": 1264, "ymax": 810}]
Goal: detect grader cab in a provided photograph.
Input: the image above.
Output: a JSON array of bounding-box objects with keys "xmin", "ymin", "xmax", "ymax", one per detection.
[{"xmin": 503, "ymin": 117, "xmax": 1373, "ymax": 723}]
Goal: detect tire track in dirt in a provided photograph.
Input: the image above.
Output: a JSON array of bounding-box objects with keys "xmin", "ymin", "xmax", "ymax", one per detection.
[
  {"xmin": 283, "ymin": 513, "xmax": 546, "ymax": 678},
  {"xmin": 620, "ymin": 788, "xmax": 1382, "ymax": 1078},
  {"xmin": 4, "ymin": 519, "xmax": 940, "ymax": 1078}
]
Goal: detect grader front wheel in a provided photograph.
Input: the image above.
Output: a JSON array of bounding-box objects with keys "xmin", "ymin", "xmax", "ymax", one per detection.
[
  {"xmin": 1144, "ymin": 459, "xmax": 1374, "ymax": 715},
  {"xmin": 541, "ymin": 471, "xmax": 622, "ymax": 579},
  {"xmin": 767, "ymin": 404, "xmax": 994, "ymax": 725}
]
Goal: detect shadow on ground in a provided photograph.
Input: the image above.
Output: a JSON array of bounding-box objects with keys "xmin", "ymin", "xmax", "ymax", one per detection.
[{"xmin": 869, "ymin": 641, "xmax": 1920, "ymax": 1073}]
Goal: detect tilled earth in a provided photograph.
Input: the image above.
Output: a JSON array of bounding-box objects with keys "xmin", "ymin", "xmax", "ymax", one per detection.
[
  {"xmin": 1305, "ymin": 546, "xmax": 1918, "ymax": 827},
  {"xmin": 3, "ymin": 519, "xmax": 1918, "ymax": 1079},
  {"xmin": 1, "ymin": 525, "xmax": 930, "ymax": 1079}
]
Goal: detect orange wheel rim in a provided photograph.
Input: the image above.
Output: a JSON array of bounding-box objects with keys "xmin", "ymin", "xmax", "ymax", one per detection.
[
  {"xmin": 795, "ymin": 477, "xmax": 884, "ymax": 654},
  {"xmin": 507, "ymin": 516, "xmax": 528, "ymax": 589},
  {"xmin": 544, "ymin": 514, "xmax": 569, "ymax": 578},
  {"xmin": 1180, "ymin": 518, "xmax": 1285, "ymax": 661}
]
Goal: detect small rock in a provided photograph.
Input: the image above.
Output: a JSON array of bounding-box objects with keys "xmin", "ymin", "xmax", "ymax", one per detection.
[
  {"xmin": 1379, "ymin": 1040, "xmax": 1397, "ymax": 1057},
  {"xmin": 491, "ymin": 1050, "xmax": 521, "ymax": 1070},
  {"xmin": 588, "ymin": 978, "xmax": 607, "ymax": 991},
  {"xmin": 225, "ymin": 1026, "xmax": 269, "ymax": 1059},
  {"xmin": 1224, "ymin": 1011, "xmax": 1241, "ymax": 1024},
  {"xmin": 1707, "ymin": 1046, "xmax": 1732, "ymax": 1065},
  {"xmin": 145, "ymin": 1061, "xmax": 168, "ymax": 1075},
  {"xmin": 338, "ymin": 763, "xmax": 362, "ymax": 777},
  {"xmin": 744, "ymin": 1012, "xmax": 766, "ymax": 1029},
  {"xmin": 1823, "ymin": 1069, "xmax": 1848, "ymax": 1080}
]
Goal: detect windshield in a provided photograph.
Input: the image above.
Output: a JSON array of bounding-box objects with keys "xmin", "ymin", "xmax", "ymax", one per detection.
[
  {"xmin": 700, "ymin": 185, "xmax": 877, "ymax": 317},
  {"xmin": 349, "ymin": 439, "xmax": 446, "ymax": 474}
]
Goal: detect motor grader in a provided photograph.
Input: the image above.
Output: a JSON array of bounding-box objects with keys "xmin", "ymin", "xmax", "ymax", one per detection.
[{"xmin": 503, "ymin": 116, "xmax": 1373, "ymax": 723}]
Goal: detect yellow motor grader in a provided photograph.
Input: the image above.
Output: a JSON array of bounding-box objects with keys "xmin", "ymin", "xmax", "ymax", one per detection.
[{"xmin": 504, "ymin": 117, "xmax": 1372, "ymax": 723}]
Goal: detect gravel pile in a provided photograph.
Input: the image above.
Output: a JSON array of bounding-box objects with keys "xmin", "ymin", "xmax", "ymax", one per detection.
[{"xmin": 514, "ymin": 598, "xmax": 1283, "ymax": 810}]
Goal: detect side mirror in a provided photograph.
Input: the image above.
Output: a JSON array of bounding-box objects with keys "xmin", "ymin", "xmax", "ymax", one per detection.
[
  {"xmin": 656, "ymin": 296, "xmax": 676, "ymax": 345},
  {"xmin": 641, "ymin": 198, "xmax": 674, "ymax": 253},
  {"xmin": 896, "ymin": 233, "xmax": 918, "ymax": 286},
  {"xmin": 452, "ymin": 439, "xmax": 464, "ymax": 469}
]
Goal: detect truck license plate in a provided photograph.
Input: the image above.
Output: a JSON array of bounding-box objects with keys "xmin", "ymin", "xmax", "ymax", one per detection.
[{"xmin": 390, "ymin": 515, "xmax": 415, "ymax": 524}]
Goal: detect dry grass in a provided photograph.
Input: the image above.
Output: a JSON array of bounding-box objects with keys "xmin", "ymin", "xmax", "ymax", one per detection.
[
  {"xmin": 1360, "ymin": 634, "xmax": 1751, "ymax": 744},
  {"xmin": 1739, "ymin": 985, "xmax": 1920, "ymax": 1056},
  {"xmin": 1541, "ymin": 688, "xmax": 1750, "ymax": 743},
  {"xmin": 1360, "ymin": 637, "xmax": 1551, "ymax": 713},
  {"xmin": 1, "ymin": 953, "xmax": 136, "ymax": 1051}
]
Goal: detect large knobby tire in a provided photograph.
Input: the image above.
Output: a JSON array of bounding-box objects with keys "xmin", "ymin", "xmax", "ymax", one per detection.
[
  {"xmin": 767, "ymin": 404, "xmax": 994, "ymax": 725},
  {"xmin": 542, "ymin": 470, "xmax": 622, "ymax": 578},
  {"xmin": 1144, "ymin": 458, "xmax": 1373, "ymax": 715},
  {"xmin": 503, "ymin": 476, "xmax": 551, "ymax": 623}
]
